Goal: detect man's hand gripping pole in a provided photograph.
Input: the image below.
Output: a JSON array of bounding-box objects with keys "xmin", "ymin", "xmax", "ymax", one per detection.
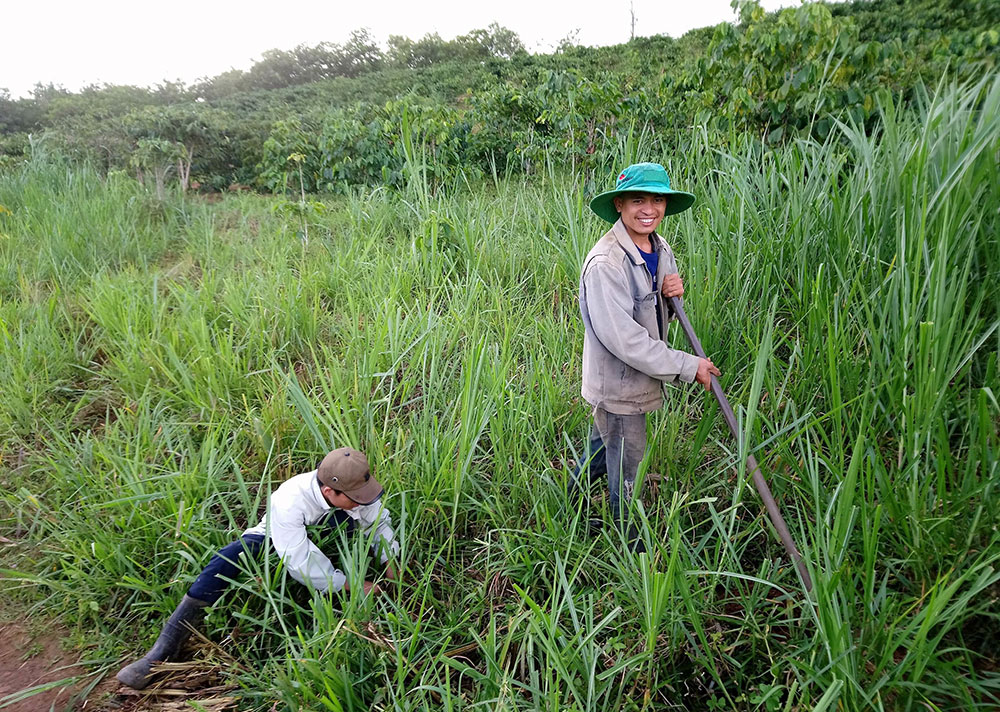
[{"xmin": 668, "ymin": 296, "xmax": 813, "ymax": 592}]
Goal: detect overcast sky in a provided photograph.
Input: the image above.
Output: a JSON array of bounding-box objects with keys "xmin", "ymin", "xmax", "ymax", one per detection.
[{"xmin": 2, "ymin": 0, "xmax": 796, "ymax": 99}]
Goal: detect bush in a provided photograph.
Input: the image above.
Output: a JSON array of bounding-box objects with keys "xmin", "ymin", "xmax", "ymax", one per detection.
[{"xmin": 258, "ymin": 99, "xmax": 471, "ymax": 193}]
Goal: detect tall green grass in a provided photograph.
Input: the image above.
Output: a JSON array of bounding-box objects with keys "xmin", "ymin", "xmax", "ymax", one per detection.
[{"xmin": 1, "ymin": 76, "xmax": 998, "ymax": 710}]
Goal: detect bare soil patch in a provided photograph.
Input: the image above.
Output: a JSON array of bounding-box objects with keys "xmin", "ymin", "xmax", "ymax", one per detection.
[{"xmin": 0, "ymin": 621, "xmax": 85, "ymax": 711}]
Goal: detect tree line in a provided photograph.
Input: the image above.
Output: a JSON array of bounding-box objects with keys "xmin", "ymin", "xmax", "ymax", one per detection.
[{"xmin": 1, "ymin": 0, "xmax": 997, "ymax": 195}]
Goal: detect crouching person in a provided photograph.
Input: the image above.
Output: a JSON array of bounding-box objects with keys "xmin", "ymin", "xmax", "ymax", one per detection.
[{"xmin": 117, "ymin": 447, "xmax": 400, "ymax": 690}]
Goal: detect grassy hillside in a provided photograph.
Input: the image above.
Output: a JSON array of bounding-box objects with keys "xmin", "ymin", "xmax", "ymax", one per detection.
[{"xmin": 1, "ymin": 75, "xmax": 998, "ymax": 709}]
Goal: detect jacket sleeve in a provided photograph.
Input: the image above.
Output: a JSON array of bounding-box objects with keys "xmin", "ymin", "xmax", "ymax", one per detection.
[
  {"xmin": 268, "ymin": 507, "xmax": 347, "ymax": 593},
  {"xmin": 359, "ymin": 501, "xmax": 400, "ymax": 564},
  {"xmin": 584, "ymin": 257, "xmax": 700, "ymax": 383}
]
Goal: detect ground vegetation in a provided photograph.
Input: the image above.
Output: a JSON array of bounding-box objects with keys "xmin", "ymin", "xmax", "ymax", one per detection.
[{"xmin": 0, "ymin": 1, "xmax": 998, "ymax": 709}]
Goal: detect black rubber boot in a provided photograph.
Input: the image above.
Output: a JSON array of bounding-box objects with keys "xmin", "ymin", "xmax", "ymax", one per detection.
[
  {"xmin": 567, "ymin": 433, "xmax": 607, "ymax": 508},
  {"xmin": 611, "ymin": 508, "xmax": 646, "ymax": 554},
  {"xmin": 116, "ymin": 595, "xmax": 208, "ymax": 690},
  {"xmin": 626, "ymin": 521, "xmax": 646, "ymax": 554}
]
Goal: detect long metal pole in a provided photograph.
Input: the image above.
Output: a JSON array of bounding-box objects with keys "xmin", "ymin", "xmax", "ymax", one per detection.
[{"xmin": 668, "ymin": 296, "xmax": 813, "ymax": 591}]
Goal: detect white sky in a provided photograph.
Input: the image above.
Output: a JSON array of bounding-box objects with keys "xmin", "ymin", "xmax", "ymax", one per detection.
[{"xmin": 1, "ymin": 0, "xmax": 796, "ymax": 99}]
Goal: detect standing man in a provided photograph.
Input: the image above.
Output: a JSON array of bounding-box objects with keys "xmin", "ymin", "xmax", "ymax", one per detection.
[
  {"xmin": 117, "ymin": 447, "xmax": 400, "ymax": 690},
  {"xmin": 572, "ymin": 162, "xmax": 719, "ymax": 550}
]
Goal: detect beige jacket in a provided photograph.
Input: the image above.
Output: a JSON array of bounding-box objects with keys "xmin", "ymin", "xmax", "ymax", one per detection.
[{"xmin": 580, "ymin": 220, "xmax": 701, "ymax": 414}]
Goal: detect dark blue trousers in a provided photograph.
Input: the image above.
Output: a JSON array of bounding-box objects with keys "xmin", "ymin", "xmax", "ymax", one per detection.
[{"xmin": 187, "ymin": 509, "xmax": 355, "ymax": 604}]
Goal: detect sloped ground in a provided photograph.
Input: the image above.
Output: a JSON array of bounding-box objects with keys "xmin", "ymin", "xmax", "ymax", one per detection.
[
  {"xmin": 0, "ymin": 621, "xmax": 238, "ymax": 711},
  {"xmin": 0, "ymin": 621, "xmax": 84, "ymax": 711}
]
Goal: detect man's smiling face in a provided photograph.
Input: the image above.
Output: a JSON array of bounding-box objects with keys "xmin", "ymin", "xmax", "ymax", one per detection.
[{"xmin": 613, "ymin": 192, "xmax": 667, "ymax": 242}]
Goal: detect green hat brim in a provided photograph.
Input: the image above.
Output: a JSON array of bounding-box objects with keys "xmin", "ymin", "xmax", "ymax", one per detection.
[{"xmin": 589, "ymin": 187, "xmax": 696, "ymax": 223}]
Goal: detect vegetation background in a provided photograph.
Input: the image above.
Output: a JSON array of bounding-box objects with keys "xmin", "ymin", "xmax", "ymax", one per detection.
[{"xmin": 1, "ymin": 0, "xmax": 998, "ymax": 709}]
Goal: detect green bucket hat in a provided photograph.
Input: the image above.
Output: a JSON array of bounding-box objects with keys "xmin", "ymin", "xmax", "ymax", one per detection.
[{"xmin": 589, "ymin": 162, "xmax": 696, "ymax": 223}]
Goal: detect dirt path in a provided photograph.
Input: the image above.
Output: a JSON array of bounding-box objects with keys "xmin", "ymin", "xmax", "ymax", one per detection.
[
  {"xmin": 0, "ymin": 621, "xmax": 86, "ymax": 711},
  {"xmin": 0, "ymin": 618, "xmax": 243, "ymax": 711}
]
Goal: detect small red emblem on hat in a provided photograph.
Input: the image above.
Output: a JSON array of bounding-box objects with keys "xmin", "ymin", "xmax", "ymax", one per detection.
[{"xmin": 619, "ymin": 173, "xmax": 625, "ymax": 180}]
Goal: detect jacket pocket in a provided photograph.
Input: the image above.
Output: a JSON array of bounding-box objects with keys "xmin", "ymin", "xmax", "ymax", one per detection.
[
  {"xmin": 633, "ymin": 292, "xmax": 656, "ymax": 315},
  {"xmin": 633, "ymin": 292, "xmax": 658, "ymax": 336}
]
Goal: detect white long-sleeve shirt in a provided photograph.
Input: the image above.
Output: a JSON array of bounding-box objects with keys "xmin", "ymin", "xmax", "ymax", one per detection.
[{"xmin": 243, "ymin": 470, "xmax": 400, "ymax": 593}]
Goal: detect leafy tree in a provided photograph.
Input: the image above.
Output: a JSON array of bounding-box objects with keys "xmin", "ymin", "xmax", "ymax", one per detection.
[
  {"xmin": 0, "ymin": 89, "xmax": 43, "ymax": 135},
  {"xmin": 123, "ymin": 104, "xmax": 232, "ymax": 191},
  {"xmin": 388, "ymin": 25, "xmax": 524, "ymax": 68},
  {"xmin": 130, "ymin": 137, "xmax": 183, "ymax": 199},
  {"xmin": 222, "ymin": 30, "xmax": 385, "ymax": 93},
  {"xmin": 258, "ymin": 99, "xmax": 469, "ymax": 193},
  {"xmin": 456, "ymin": 23, "xmax": 526, "ymax": 60},
  {"xmin": 340, "ymin": 29, "xmax": 384, "ymax": 75},
  {"xmin": 192, "ymin": 69, "xmax": 248, "ymax": 101},
  {"xmin": 677, "ymin": 0, "xmax": 879, "ymax": 139},
  {"xmin": 387, "ymin": 33, "xmax": 462, "ymax": 68}
]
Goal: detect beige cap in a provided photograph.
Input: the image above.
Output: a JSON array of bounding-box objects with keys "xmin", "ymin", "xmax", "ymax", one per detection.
[{"xmin": 317, "ymin": 447, "xmax": 383, "ymax": 505}]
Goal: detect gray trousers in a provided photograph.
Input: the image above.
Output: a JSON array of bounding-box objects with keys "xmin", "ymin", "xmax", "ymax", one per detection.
[
  {"xmin": 596, "ymin": 407, "xmax": 647, "ymax": 520},
  {"xmin": 571, "ymin": 407, "xmax": 647, "ymax": 524}
]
